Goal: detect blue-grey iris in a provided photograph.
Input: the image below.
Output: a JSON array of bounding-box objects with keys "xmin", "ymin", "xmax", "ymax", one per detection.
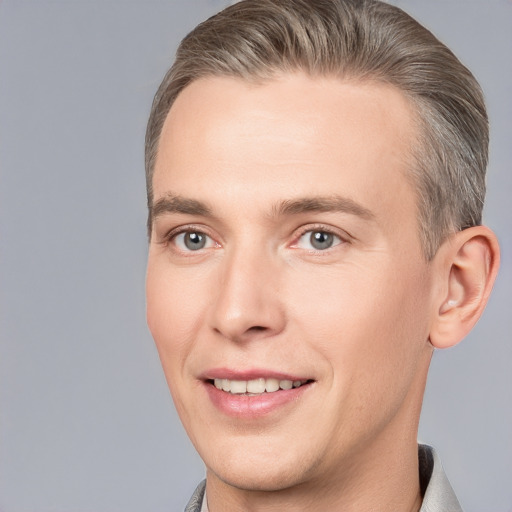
[
  {"xmin": 184, "ymin": 232, "xmax": 206, "ymax": 250},
  {"xmin": 310, "ymin": 231, "xmax": 334, "ymax": 250}
]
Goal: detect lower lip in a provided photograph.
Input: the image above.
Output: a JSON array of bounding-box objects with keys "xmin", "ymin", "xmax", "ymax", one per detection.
[{"xmin": 204, "ymin": 381, "xmax": 313, "ymax": 418}]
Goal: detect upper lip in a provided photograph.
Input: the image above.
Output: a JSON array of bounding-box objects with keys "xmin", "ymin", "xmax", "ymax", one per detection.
[{"xmin": 200, "ymin": 368, "xmax": 313, "ymax": 382}]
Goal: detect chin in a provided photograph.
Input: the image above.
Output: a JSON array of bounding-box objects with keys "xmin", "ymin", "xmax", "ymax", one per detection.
[
  {"xmin": 209, "ymin": 463, "xmax": 310, "ymax": 493},
  {"xmin": 201, "ymin": 434, "xmax": 322, "ymax": 493}
]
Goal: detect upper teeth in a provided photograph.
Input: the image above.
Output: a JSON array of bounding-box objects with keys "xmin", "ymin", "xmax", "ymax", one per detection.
[{"xmin": 213, "ymin": 378, "xmax": 307, "ymax": 394}]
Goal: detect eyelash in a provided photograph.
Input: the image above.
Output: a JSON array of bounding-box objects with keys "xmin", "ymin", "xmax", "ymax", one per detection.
[
  {"xmin": 292, "ymin": 224, "xmax": 348, "ymax": 252},
  {"xmin": 162, "ymin": 225, "xmax": 218, "ymax": 253}
]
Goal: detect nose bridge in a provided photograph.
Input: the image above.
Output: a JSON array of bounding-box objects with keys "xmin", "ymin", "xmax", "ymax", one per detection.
[{"xmin": 209, "ymin": 236, "xmax": 284, "ymax": 341}]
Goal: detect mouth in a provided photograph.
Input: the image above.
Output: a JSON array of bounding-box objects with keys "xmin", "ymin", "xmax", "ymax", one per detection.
[
  {"xmin": 201, "ymin": 370, "xmax": 315, "ymax": 417},
  {"xmin": 208, "ymin": 377, "xmax": 313, "ymax": 395}
]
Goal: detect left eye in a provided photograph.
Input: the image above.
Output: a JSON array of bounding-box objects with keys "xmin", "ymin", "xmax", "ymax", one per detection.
[
  {"xmin": 296, "ymin": 230, "xmax": 342, "ymax": 251},
  {"xmin": 173, "ymin": 231, "xmax": 215, "ymax": 251}
]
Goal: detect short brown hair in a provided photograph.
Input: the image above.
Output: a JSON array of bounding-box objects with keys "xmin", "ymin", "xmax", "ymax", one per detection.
[{"xmin": 145, "ymin": 0, "xmax": 488, "ymax": 259}]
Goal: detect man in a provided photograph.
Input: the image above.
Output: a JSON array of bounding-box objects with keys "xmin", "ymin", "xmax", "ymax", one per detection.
[{"xmin": 144, "ymin": 1, "xmax": 500, "ymax": 510}]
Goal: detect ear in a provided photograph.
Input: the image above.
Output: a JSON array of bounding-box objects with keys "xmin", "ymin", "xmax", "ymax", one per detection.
[{"xmin": 429, "ymin": 226, "xmax": 500, "ymax": 349}]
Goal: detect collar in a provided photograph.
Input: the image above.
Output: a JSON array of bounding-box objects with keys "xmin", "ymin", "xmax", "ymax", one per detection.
[{"xmin": 419, "ymin": 444, "xmax": 463, "ymax": 511}]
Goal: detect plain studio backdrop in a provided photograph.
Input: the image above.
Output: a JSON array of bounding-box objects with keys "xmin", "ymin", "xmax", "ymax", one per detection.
[{"xmin": 0, "ymin": 1, "xmax": 510, "ymax": 511}]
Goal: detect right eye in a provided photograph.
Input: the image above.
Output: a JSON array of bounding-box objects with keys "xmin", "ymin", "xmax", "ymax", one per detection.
[{"xmin": 172, "ymin": 231, "xmax": 216, "ymax": 251}]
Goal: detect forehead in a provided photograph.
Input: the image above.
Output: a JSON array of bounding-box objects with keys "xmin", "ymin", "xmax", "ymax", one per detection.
[{"xmin": 153, "ymin": 73, "xmax": 418, "ymax": 225}]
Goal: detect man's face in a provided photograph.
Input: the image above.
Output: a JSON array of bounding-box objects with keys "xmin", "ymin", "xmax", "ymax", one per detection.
[{"xmin": 146, "ymin": 74, "xmax": 435, "ymax": 492}]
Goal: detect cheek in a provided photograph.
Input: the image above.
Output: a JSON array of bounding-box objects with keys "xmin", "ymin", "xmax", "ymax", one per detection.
[
  {"xmin": 146, "ymin": 261, "xmax": 206, "ymax": 431},
  {"xmin": 287, "ymin": 257, "xmax": 431, "ymax": 385},
  {"xmin": 146, "ymin": 260, "xmax": 203, "ymax": 375}
]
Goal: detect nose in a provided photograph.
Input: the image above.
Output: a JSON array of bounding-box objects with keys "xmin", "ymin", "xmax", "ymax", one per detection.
[{"xmin": 208, "ymin": 244, "xmax": 286, "ymax": 343}]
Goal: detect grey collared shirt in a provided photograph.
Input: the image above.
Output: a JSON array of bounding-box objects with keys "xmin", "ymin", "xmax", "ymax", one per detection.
[
  {"xmin": 185, "ymin": 444, "xmax": 462, "ymax": 512},
  {"xmin": 418, "ymin": 445, "xmax": 462, "ymax": 512}
]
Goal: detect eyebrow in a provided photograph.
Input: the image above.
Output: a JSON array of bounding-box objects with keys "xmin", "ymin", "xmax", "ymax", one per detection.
[
  {"xmin": 151, "ymin": 194, "xmax": 213, "ymax": 219},
  {"xmin": 273, "ymin": 196, "xmax": 375, "ymax": 220},
  {"xmin": 150, "ymin": 193, "xmax": 375, "ymax": 222}
]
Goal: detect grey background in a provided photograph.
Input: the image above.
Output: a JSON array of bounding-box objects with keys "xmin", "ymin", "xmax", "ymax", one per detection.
[{"xmin": 0, "ymin": 1, "xmax": 510, "ymax": 511}]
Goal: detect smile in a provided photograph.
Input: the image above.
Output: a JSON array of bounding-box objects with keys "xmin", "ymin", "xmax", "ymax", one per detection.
[
  {"xmin": 205, "ymin": 377, "xmax": 314, "ymax": 418},
  {"xmin": 212, "ymin": 378, "xmax": 309, "ymax": 395}
]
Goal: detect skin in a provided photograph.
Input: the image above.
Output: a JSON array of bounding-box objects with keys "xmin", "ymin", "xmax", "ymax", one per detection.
[{"xmin": 146, "ymin": 74, "xmax": 499, "ymax": 511}]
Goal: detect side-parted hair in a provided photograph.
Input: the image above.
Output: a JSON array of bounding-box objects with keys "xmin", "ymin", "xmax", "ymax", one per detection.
[{"xmin": 145, "ymin": 0, "xmax": 488, "ymax": 259}]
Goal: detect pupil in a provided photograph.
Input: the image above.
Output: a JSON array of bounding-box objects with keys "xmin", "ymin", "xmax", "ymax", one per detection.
[
  {"xmin": 185, "ymin": 232, "xmax": 206, "ymax": 250},
  {"xmin": 311, "ymin": 231, "xmax": 333, "ymax": 250}
]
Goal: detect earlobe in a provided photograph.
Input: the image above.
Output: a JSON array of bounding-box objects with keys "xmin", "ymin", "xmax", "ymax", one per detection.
[{"xmin": 429, "ymin": 226, "xmax": 500, "ymax": 349}]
